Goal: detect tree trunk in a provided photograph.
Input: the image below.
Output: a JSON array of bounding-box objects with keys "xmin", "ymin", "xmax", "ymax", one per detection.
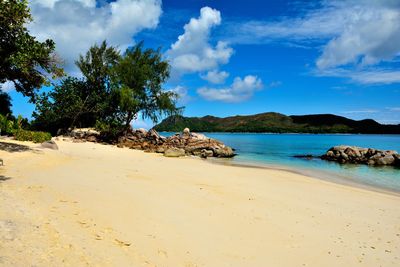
[{"xmin": 125, "ymin": 111, "xmax": 134, "ymax": 136}]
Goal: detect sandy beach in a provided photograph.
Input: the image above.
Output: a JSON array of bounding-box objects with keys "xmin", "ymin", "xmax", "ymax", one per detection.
[{"xmin": 0, "ymin": 139, "xmax": 399, "ymax": 267}]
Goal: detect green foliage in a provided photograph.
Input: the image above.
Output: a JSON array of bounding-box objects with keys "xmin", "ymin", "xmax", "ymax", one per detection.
[
  {"xmin": 33, "ymin": 41, "xmax": 121, "ymax": 134},
  {"xmin": 94, "ymin": 119, "xmax": 125, "ymax": 141},
  {"xmin": 32, "ymin": 77, "xmax": 92, "ymax": 134},
  {"xmin": 0, "ymin": 0, "xmax": 63, "ymax": 100},
  {"xmin": 76, "ymin": 40, "xmax": 120, "ymax": 92},
  {"xmin": 32, "ymin": 40, "xmax": 181, "ymax": 138},
  {"xmin": 112, "ymin": 42, "xmax": 182, "ymax": 130},
  {"xmin": 75, "ymin": 40, "xmax": 120, "ymax": 120},
  {"xmin": 0, "ymin": 114, "xmax": 14, "ymax": 135},
  {"xmin": 154, "ymin": 113, "xmax": 400, "ymax": 134},
  {"xmin": 0, "ymin": 91, "xmax": 12, "ymax": 115},
  {"xmin": 14, "ymin": 129, "xmax": 51, "ymax": 143}
]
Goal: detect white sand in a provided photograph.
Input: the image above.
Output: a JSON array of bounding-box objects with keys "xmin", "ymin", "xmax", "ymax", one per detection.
[{"xmin": 0, "ymin": 139, "xmax": 399, "ymax": 266}]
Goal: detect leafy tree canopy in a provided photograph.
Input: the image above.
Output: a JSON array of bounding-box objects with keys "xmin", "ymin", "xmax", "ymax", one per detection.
[
  {"xmin": 0, "ymin": 0, "xmax": 63, "ymax": 100},
  {"xmin": 33, "ymin": 41, "xmax": 121, "ymax": 134},
  {"xmin": 112, "ymin": 42, "xmax": 182, "ymax": 130},
  {"xmin": 0, "ymin": 91, "xmax": 12, "ymax": 115},
  {"xmin": 33, "ymin": 41, "xmax": 182, "ymax": 137}
]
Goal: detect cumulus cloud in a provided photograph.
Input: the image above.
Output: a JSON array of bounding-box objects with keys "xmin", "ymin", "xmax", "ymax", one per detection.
[
  {"xmin": 229, "ymin": 0, "xmax": 400, "ymax": 84},
  {"xmin": 169, "ymin": 85, "xmax": 191, "ymax": 104},
  {"xmin": 200, "ymin": 70, "xmax": 229, "ymax": 84},
  {"xmin": 167, "ymin": 7, "xmax": 234, "ymax": 75},
  {"xmin": 316, "ymin": 2, "xmax": 400, "ymax": 69},
  {"xmin": 28, "ymin": 0, "xmax": 162, "ymax": 73},
  {"xmin": 316, "ymin": 68, "xmax": 400, "ymax": 85},
  {"xmin": 197, "ymin": 75, "xmax": 263, "ymax": 102},
  {"xmin": 0, "ymin": 81, "xmax": 15, "ymax": 93}
]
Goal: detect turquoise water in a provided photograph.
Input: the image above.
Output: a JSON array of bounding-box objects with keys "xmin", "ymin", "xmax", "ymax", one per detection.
[{"xmin": 161, "ymin": 132, "xmax": 400, "ymax": 192}]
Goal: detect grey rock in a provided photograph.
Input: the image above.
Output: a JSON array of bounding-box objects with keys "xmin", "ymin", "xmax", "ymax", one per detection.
[
  {"xmin": 86, "ymin": 135, "xmax": 97, "ymax": 142},
  {"xmin": 156, "ymin": 147, "xmax": 165, "ymax": 153},
  {"xmin": 376, "ymin": 155, "xmax": 395, "ymax": 165},
  {"xmin": 200, "ymin": 149, "xmax": 214, "ymax": 158},
  {"xmin": 41, "ymin": 140, "xmax": 58, "ymax": 150},
  {"xmin": 214, "ymin": 146, "xmax": 235, "ymax": 158},
  {"xmin": 322, "ymin": 145, "xmax": 399, "ymax": 167},
  {"xmin": 191, "ymin": 132, "xmax": 208, "ymax": 140}
]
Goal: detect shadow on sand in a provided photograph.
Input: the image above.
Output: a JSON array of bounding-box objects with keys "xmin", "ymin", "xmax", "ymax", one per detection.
[
  {"xmin": 0, "ymin": 175, "xmax": 11, "ymax": 182},
  {"xmin": 0, "ymin": 141, "xmax": 31, "ymax": 153}
]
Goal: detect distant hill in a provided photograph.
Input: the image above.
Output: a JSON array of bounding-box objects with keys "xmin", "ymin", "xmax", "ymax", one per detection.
[{"xmin": 154, "ymin": 112, "xmax": 400, "ymax": 134}]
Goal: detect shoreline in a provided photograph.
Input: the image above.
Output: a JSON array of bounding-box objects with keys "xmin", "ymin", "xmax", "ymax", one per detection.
[
  {"xmin": 160, "ymin": 131, "xmax": 400, "ymax": 136},
  {"xmin": 206, "ymin": 157, "xmax": 400, "ymax": 197},
  {"xmin": 1, "ymin": 139, "xmax": 400, "ymax": 266}
]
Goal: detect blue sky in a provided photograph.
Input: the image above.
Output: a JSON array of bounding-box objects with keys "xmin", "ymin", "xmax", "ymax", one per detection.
[{"xmin": 3, "ymin": 0, "xmax": 400, "ymax": 127}]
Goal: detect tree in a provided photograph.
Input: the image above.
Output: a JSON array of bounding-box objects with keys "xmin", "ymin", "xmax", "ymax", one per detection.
[
  {"xmin": 0, "ymin": 91, "xmax": 12, "ymax": 115},
  {"xmin": 33, "ymin": 41, "xmax": 120, "ymax": 133},
  {"xmin": 0, "ymin": 0, "xmax": 63, "ymax": 100},
  {"xmin": 112, "ymin": 42, "xmax": 182, "ymax": 131},
  {"xmin": 32, "ymin": 77, "xmax": 90, "ymax": 134},
  {"xmin": 74, "ymin": 40, "xmax": 120, "ymax": 123},
  {"xmin": 33, "ymin": 41, "xmax": 182, "ymax": 137}
]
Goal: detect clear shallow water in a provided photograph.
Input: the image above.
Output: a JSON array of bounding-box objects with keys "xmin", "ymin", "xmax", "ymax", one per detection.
[{"xmin": 161, "ymin": 132, "xmax": 400, "ymax": 192}]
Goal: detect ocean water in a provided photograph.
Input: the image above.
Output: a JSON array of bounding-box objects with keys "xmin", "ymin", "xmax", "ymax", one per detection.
[{"xmin": 160, "ymin": 132, "xmax": 400, "ymax": 192}]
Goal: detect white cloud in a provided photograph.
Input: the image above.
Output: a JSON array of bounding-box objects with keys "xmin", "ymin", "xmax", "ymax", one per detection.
[
  {"xmin": 386, "ymin": 107, "xmax": 400, "ymax": 112},
  {"xmin": 316, "ymin": 3, "xmax": 400, "ymax": 69},
  {"xmin": 197, "ymin": 75, "xmax": 263, "ymax": 102},
  {"xmin": 341, "ymin": 109, "xmax": 379, "ymax": 114},
  {"xmin": 169, "ymin": 86, "xmax": 191, "ymax": 104},
  {"xmin": 167, "ymin": 7, "xmax": 234, "ymax": 75},
  {"xmin": 229, "ymin": 0, "xmax": 400, "ymax": 84},
  {"xmin": 28, "ymin": 0, "xmax": 162, "ymax": 73},
  {"xmin": 131, "ymin": 117, "xmax": 152, "ymax": 130},
  {"xmin": 200, "ymin": 70, "xmax": 229, "ymax": 84},
  {"xmin": 316, "ymin": 68, "xmax": 400, "ymax": 85},
  {"xmin": 0, "ymin": 81, "xmax": 15, "ymax": 93}
]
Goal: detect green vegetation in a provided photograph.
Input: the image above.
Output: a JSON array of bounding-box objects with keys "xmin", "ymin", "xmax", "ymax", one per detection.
[
  {"xmin": 0, "ymin": 114, "xmax": 14, "ymax": 135},
  {"xmin": 33, "ymin": 41, "xmax": 181, "ymax": 136},
  {"xmin": 0, "ymin": 91, "xmax": 12, "ymax": 116},
  {"xmin": 111, "ymin": 42, "xmax": 181, "ymax": 132},
  {"xmin": 154, "ymin": 113, "xmax": 400, "ymax": 134},
  {"xmin": 1, "ymin": 2, "xmax": 179, "ymax": 141},
  {"xmin": 0, "ymin": 0, "xmax": 55, "ymax": 143},
  {"xmin": 0, "ymin": 0, "xmax": 63, "ymax": 100},
  {"xmin": 14, "ymin": 129, "xmax": 51, "ymax": 143}
]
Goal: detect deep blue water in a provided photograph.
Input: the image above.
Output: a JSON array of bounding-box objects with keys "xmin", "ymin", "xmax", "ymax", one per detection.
[{"xmin": 161, "ymin": 132, "xmax": 400, "ymax": 192}]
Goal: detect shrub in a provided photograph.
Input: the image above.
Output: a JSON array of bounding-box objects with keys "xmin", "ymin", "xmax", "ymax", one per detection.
[
  {"xmin": 0, "ymin": 114, "xmax": 14, "ymax": 135},
  {"xmin": 95, "ymin": 120, "xmax": 125, "ymax": 142},
  {"xmin": 14, "ymin": 130, "xmax": 52, "ymax": 143}
]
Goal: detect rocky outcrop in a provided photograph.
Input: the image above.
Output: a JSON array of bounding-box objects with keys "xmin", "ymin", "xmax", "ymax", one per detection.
[
  {"xmin": 69, "ymin": 128, "xmax": 100, "ymax": 142},
  {"xmin": 117, "ymin": 128, "xmax": 236, "ymax": 158},
  {"xmin": 321, "ymin": 145, "xmax": 400, "ymax": 167}
]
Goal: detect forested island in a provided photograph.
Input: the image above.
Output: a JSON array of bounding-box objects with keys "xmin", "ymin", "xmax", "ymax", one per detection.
[{"xmin": 154, "ymin": 113, "xmax": 400, "ymax": 134}]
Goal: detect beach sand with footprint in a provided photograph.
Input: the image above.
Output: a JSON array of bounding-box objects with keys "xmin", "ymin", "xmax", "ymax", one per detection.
[{"xmin": 1, "ymin": 139, "xmax": 399, "ymax": 266}]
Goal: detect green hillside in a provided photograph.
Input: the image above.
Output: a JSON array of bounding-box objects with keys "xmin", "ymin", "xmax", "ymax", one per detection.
[{"xmin": 154, "ymin": 113, "xmax": 400, "ymax": 134}]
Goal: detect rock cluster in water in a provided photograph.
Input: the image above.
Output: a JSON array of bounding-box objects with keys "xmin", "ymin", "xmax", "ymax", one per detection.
[
  {"xmin": 64, "ymin": 127, "xmax": 235, "ymax": 158},
  {"xmin": 321, "ymin": 145, "xmax": 400, "ymax": 167}
]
